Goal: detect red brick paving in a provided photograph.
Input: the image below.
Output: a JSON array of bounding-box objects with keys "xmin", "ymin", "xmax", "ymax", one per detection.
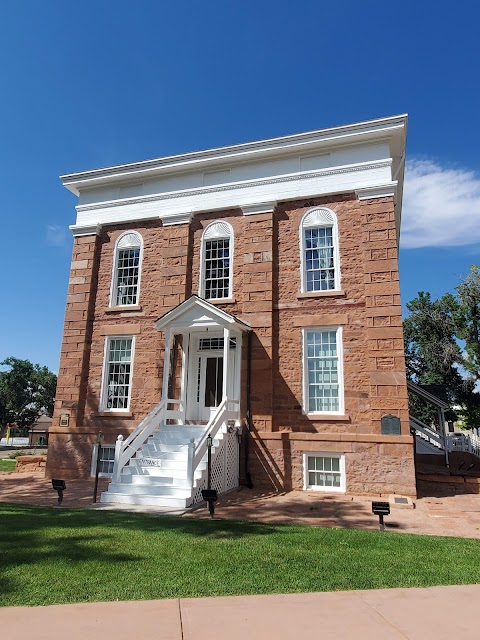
[{"xmin": 2, "ymin": 470, "xmax": 480, "ymax": 538}]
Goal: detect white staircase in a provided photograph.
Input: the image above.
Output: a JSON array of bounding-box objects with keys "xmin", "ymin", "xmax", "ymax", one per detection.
[
  {"xmin": 411, "ymin": 416, "xmax": 445, "ymax": 455},
  {"xmin": 100, "ymin": 399, "xmax": 240, "ymax": 508}
]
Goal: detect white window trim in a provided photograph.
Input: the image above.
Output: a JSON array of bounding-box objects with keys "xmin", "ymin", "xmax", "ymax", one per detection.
[
  {"xmin": 299, "ymin": 207, "xmax": 341, "ymax": 294},
  {"xmin": 99, "ymin": 335, "xmax": 135, "ymax": 412},
  {"xmin": 199, "ymin": 220, "xmax": 234, "ymax": 300},
  {"xmin": 109, "ymin": 231, "xmax": 144, "ymax": 308},
  {"xmin": 301, "ymin": 326, "xmax": 344, "ymax": 416},
  {"xmin": 90, "ymin": 443, "xmax": 116, "ymax": 478},
  {"xmin": 303, "ymin": 452, "xmax": 346, "ymax": 493}
]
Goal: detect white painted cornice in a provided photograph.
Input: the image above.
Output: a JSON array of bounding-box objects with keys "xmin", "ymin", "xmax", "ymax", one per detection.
[
  {"xmin": 69, "ymin": 223, "xmax": 102, "ymax": 237},
  {"xmin": 61, "ymin": 115, "xmax": 407, "ymax": 195},
  {"xmin": 70, "ymin": 158, "xmax": 395, "ymax": 232},
  {"xmin": 76, "ymin": 160, "xmax": 391, "ymax": 214},
  {"xmin": 160, "ymin": 211, "xmax": 193, "ymax": 226},
  {"xmin": 241, "ymin": 201, "xmax": 277, "ymax": 216},
  {"xmin": 355, "ymin": 183, "xmax": 397, "ymax": 200}
]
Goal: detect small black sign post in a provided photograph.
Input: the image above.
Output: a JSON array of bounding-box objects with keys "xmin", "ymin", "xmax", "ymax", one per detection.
[
  {"xmin": 93, "ymin": 431, "xmax": 104, "ymax": 504},
  {"xmin": 201, "ymin": 433, "xmax": 218, "ymax": 517},
  {"xmin": 52, "ymin": 479, "xmax": 66, "ymax": 505},
  {"xmin": 372, "ymin": 501, "xmax": 390, "ymax": 531}
]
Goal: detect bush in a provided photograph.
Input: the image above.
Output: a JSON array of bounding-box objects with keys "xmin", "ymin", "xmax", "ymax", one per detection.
[{"xmin": 7, "ymin": 451, "xmax": 34, "ymax": 459}]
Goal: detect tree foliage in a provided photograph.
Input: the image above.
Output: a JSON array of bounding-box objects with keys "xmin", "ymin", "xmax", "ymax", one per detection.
[
  {"xmin": 0, "ymin": 358, "xmax": 57, "ymax": 431},
  {"xmin": 404, "ymin": 266, "xmax": 480, "ymax": 429}
]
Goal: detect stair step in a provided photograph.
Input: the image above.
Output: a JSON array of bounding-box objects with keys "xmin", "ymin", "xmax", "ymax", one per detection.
[
  {"xmin": 100, "ymin": 492, "xmax": 189, "ymax": 509},
  {"xmin": 131, "ymin": 475, "xmax": 190, "ymax": 487},
  {"xmin": 140, "ymin": 448, "xmax": 188, "ymax": 460},
  {"xmin": 108, "ymin": 483, "xmax": 191, "ymax": 497},
  {"xmin": 103, "ymin": 415, "xmax": 237, "ymax": 508}
]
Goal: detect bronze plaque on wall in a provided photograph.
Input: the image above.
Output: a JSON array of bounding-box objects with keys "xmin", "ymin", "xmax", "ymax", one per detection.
[
  {"xmin": 59, "ymin": 414, "xmax": 70, "ymax": 427},
  {"xmin": 381, "ymin": 414, "xmax": 401, "ymax": 435}
]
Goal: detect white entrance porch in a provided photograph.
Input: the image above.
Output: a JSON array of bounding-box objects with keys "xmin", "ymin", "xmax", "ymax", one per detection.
[{"xmin": 101, "ymin": 296, "xmax": 250, "ymax": 508}]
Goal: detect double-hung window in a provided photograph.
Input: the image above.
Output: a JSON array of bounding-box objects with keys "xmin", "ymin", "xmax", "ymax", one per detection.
[
  {"xmin": 304, "ymin": 453, "xmax": 345, "ymax": 492},
  {"xmin": 300, "ymin": 208, "xmax": 340, "ymax": 293},
  {"xmin": 303, "ymin": 327, "xmax": 343, "ymax": 414},
  {"xmin": 101, "ymin": 337, "xmax": 134, "ymax": 411},
  {"xmin": 200, "ymin": 221, "xmax": 234, "ymax": 300},
  {"xmin": 111, "ymin": 232, "xmax": 143, "ymax": 307}
]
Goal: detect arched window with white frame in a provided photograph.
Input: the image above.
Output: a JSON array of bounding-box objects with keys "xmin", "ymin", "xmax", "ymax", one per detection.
[
  {"xmin": 200, "ymin": 221, "xmax": 234, "ymax": 300},
  {"xmin": 110, "ymin": 231, "xmax": 143, "ymax": 307},
  {"xmin": 300, "ymin": 208, "xmax": 340, "ymax": 293}
]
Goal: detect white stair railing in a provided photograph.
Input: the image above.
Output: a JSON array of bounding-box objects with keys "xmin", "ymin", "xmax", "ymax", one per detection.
[
  {"xmin": 410, "ymin": 416, "xmax": 444, "ymax": 450},
  {"xmin": 186, "ymin": 398, "xmax": 237, "ymax": 488},
  {"xmin": 113, "ymin": 399, "xmax": 165, "ymax": 483}
]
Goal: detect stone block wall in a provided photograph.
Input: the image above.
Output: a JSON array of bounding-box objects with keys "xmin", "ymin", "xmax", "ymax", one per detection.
[{"xmin": 47, "ymin": 193, "xmax": 416, "ymax": 495}]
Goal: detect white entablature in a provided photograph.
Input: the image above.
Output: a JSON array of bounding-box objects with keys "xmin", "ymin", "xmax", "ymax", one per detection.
[{"xmin": 63, "ymin": 114, "xmax": 407, "ymax": 236}]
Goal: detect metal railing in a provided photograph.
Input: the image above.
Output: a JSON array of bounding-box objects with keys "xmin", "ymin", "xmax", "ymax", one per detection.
[{"xmin": 410, "ymin": 416, "xmax": 444, "ymax": 450}]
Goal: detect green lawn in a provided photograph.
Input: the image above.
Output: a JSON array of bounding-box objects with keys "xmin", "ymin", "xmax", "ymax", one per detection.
[
  {"xmin": 1, "ymin": 502, "xmax": 480, "ymax": 607},
  {"xmin": 0, "ymin": 459, "xmax": 16, "ymax": 472}
]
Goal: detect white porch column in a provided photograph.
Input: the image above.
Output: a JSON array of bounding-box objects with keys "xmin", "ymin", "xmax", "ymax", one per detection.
[
  {"xmin": 162, "ymin": 328, "xmax": 172, "ymax": 402},
  {"xmin": 234, "ymin": 330, "xmax": 242, "ymax": 424},
  {"xmin": 223, "ymin": 326, "xmax": 230, "ymax": 401},
  {"xmin": 180, "ymin": 332, "xmax": 190, "ymax": 419}
]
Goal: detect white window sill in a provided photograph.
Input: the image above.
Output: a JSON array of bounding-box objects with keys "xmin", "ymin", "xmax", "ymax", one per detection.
[
  {"xmin": 304, "ymin": 486, "xmax": 345, "ymax": 493},
  {"xmin": 297, "ymin": 290, "xmax": 345, "ymax": 299},
  {"xmin": 105, "ymin": 305, "xmax": 142, "ymax": 314},
  {"xmin": 206, "ymin": 297, "xmax": 236, "ymax": 305},
  {"xmin": 306, "ymin": 413, "xmax": 350, "ymax": 422},
  {"xmin": 95, "ymin": 411, "xmax": 133, "ymax": 418}
]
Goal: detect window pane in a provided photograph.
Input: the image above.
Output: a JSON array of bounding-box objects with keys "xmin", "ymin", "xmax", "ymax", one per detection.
[
  {"xmin": 115, "ymin": 248, "xmax": 140, "ymax": 306},
  {"xmin": 304, "ymin": 226, "xmax": 335, "ymax": 292},
  {"xmin": 305, "ymin": 330, "xmax": 340, "ymax": 413},
  {"xmin": 106, "ymin": 338, "xmax": 133, "ymax": 410},
  {"xmin": 204, "ymin": 238, "xmax": 231, "ymax": 299},
  {"xmin": 307, "ymin": 456, "xmax": 342, "ymax": 490}
]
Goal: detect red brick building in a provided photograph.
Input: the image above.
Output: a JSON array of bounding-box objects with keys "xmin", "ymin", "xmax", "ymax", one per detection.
[{"xmin": 46, "ymin": 115, "xmax": 417, "ymax": 506}]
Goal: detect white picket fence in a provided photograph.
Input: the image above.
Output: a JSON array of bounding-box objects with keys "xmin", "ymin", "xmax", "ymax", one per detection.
[
  {"xmin": 0, "ymin": 437, "xmax": 29, "ymax": 447},
  {"xmin": 446, "ymin": 432, "xmax": 480, "ymax": 458}
]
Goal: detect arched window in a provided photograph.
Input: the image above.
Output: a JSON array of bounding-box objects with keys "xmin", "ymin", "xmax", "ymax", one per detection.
[
  {"xmin": 300, "ymin": 208, "xmax": 340, "ymax": 293},
  {"xmin": 200, "ymin": 221, "xmax": 234, "ymax": 300},
  {"xmin": 111, "ymin": 231, "xmax": 143, "ymax": 307}
]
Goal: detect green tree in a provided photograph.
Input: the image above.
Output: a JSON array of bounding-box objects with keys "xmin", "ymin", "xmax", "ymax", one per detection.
[
  {"xmin": 0, "ymin": 358, "xmax": 57, "ymax": 433},
  {"xmin": 444, "ymin": 265, "xmax": 480, "ymax": 426},
  {"xmin": 403, "ymin": 291, "xmax": 464, "ymax": 425},
  {"xmin": 404, "ymin": 266, "xmax": 480, "ymax": 429},
  {"xmin": 450, "ymin": 265, "xmax": 480, "ymax": 378}
]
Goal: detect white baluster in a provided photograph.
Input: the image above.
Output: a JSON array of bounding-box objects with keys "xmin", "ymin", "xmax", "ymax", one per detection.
[
  {"xmin": 186, "ymin": 438, "xmax": 195, "ymax": 488},
  {"xmin": 113, "ymin": 434, "xmax": 124, "ymax": 483}
]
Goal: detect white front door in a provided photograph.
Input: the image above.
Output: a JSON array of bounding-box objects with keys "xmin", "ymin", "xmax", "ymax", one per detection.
[
  {"xmin": 199, "ymin": 354, "xmax": 224, "ymax": 421},
  {"xmin": 186, "ymin": 334, "xmax": 237, "ymax": 422}
]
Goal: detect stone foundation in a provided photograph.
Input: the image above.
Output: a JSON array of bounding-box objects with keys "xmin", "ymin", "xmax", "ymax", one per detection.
[
  {"xmin": 248, "ymin": 431, "xmax": 417, "ymax": 497},
  {"xmin": 16, "ymin": 456, "xmax": 47, "ymax": 473}
]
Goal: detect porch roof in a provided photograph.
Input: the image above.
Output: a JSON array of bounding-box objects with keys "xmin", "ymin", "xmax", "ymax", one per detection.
[
  {"xmin": 407, "ymin": 380, "xmax": 450, "ymax": 409},
  {"xmin": 154, "ymin": 295, "xmax": 251, "ymax": 333}
]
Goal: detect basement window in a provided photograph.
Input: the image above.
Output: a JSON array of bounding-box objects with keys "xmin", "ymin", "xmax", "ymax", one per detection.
[
  {"xmin": 303, "ymin": 453, "xmax": 345, "ymax": 492},
  {"xmin": 90, "ymin": 444, "xmax": 115, "ymax": 477}
]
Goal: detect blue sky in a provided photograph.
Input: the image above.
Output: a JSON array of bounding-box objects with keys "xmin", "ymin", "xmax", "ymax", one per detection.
[{"xmin": 1, "ymin": 1, "xmax": 479, "ymax": 372}]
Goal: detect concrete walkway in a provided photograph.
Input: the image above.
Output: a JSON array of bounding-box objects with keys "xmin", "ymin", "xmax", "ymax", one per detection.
[{"xmin": 0, "ymin": 585, "xmax": 478, "ymax": 639}]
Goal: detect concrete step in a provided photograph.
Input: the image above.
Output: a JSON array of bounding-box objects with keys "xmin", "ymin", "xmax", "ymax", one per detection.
[
  {"xmin": 100, "ymin": 491, "xmax": 189, "ymax": 509},
  {"xmin": 122, "ymin": 474, "xmax": 191, "ymax": 487},
  {"xmin": 135, "ymin": 458, "xmax": 188, "ymax": 470},
  {"xmin": 108, "ymin": 483, "xmax": 191, "ymax": 497},
  {"xmin": 125, "ymin": 463, "xmax": 206, "ymax": 478},
  {"xmin": 139, "ymin": 448, "xmax": 188, "ymax": 460},
  {"xmin": 151, "ymin": 426, "xmax": 207, "ymax": 444}
]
